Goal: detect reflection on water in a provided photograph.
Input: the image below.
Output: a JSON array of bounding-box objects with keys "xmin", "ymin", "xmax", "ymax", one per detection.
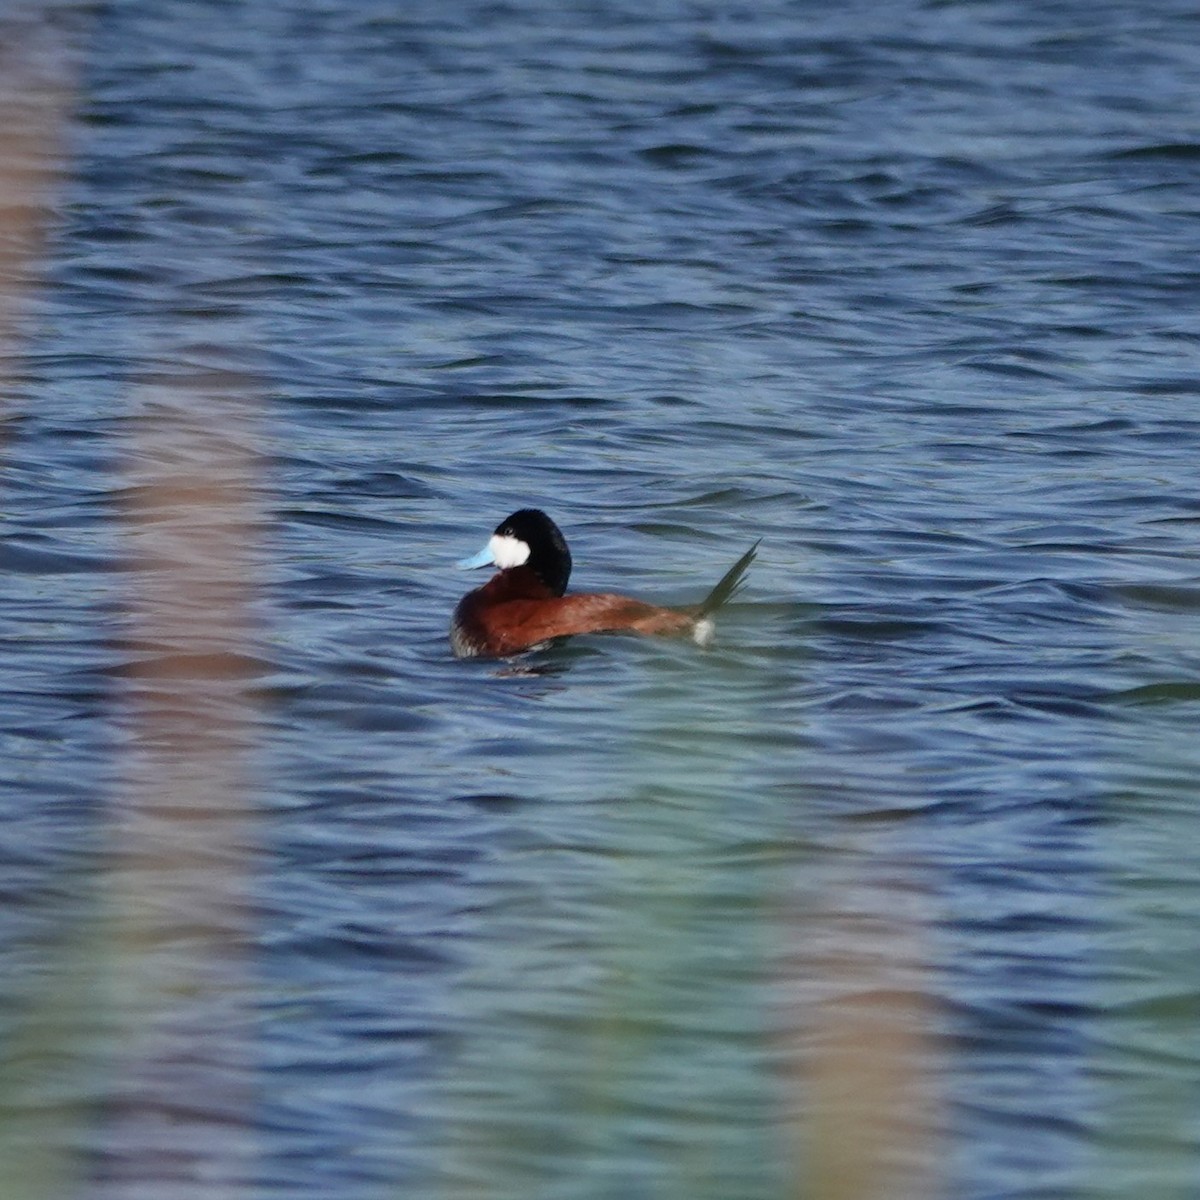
[
  {"xmin": 95, "ymin": 381, "xmax": 264, "ymax": 1194},
  {"xmin": 3, "ymin": 1, "xmax": 1200, "ymax": 1198}
]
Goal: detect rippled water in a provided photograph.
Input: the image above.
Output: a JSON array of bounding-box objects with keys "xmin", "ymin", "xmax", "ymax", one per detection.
[{"xmin": 4, "ymin": 0, "xmax": 1200, "ymax": 1197}]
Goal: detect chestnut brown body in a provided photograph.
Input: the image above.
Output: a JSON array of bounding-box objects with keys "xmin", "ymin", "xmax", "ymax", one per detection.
[{"xmin": 451, "ymin": 565, "xmax": 699, "ymax": 658}]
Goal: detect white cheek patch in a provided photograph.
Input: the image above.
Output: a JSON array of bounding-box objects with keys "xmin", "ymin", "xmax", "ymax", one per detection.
[{"xmin": 490, "ymin": 533, "xmax": 530, "ymax": 569}]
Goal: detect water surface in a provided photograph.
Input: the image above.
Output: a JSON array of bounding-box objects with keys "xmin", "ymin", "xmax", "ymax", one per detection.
[{"xmin": 3, "ymin": 1, "xmax": 1200, "ymax": 1197}]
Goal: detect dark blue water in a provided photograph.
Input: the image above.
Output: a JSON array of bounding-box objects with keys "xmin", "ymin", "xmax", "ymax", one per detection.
[{"xmin": 4, "ymin": 1, "xmax": 1200, "ymax": 1197}]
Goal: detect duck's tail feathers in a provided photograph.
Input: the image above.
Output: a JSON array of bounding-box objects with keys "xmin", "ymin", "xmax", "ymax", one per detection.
[{"xmin": 698, "ymin": 540, "xmax": 759, "ymax": 617}]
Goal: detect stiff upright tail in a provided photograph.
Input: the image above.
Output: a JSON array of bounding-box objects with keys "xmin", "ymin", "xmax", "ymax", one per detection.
[{"xmin": 698, "ymin": 540, "xmax": 760, "ymax": 617}]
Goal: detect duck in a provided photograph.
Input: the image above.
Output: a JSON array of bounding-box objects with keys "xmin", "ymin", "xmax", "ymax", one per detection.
[{"xmin": 450, "ymin": 508, "xmax": 757, "ymax": 659}]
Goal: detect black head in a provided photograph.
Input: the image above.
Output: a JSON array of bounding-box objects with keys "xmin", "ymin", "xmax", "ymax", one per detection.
[{"xmin": 492, "ymin": 509, "xmax": 572, "ymax": 595}]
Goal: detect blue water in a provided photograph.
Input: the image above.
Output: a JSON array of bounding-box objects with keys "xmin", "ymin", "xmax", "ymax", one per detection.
[{"xmin": 4, "ymin": 1, "xmax": 1200, "ymax": 1197}]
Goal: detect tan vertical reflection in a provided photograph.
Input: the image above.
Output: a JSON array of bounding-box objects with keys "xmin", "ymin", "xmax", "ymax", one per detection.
[
  {"xmin": 783, "ymin": 875, "xmax": 942, "ymax": 1200},
  {"xmin": 104, "ymin": 379, "xmax": 263, "ymax": 1196},
  {"xmin": 0, "ymin": 18, "xmax": 85, "ymax": 1198},
  {"xmin": 0, "ymin": 16, "xmax": 72, "ymax": 415}
]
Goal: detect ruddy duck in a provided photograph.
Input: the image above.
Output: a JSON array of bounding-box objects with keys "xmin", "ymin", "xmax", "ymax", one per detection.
[{"xmin": 450, "ymin": 509, "xmax": 757, "ymax": 659}]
